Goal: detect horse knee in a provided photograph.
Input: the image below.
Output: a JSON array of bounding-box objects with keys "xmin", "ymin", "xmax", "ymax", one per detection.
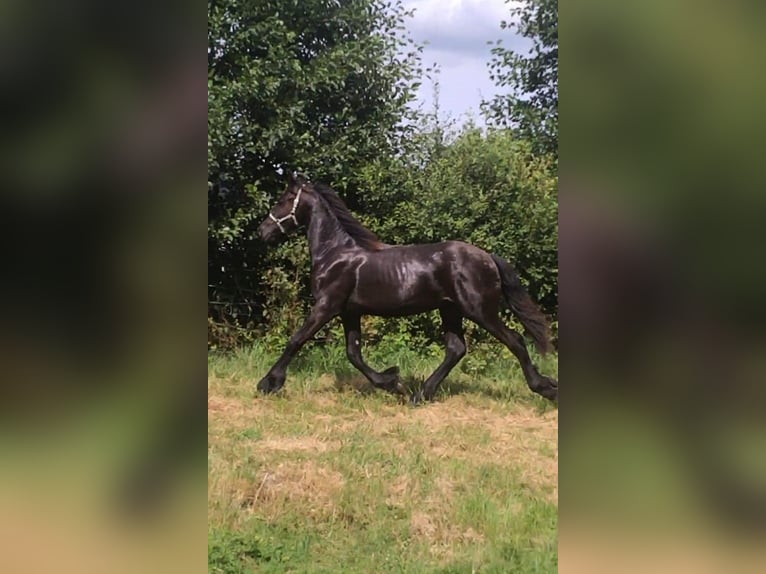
[
  {"xmin": 446, "ymin": 335, "xmax": 466, "ymax": 359},
  {"xmin": 345, "ymin": 340, "xmax": 363, "ymax": 365}
]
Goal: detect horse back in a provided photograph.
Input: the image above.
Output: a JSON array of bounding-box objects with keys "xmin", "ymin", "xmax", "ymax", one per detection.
[{"xmin": 346, "ymin": 240, "xmax": 497, "ymax": 316}]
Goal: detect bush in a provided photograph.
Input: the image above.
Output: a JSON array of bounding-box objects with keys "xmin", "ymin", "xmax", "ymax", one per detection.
[
  {"xmin": 361, "ymin": 127, "xmax": 558, "ymax": 316},
  {"xmin": 210, "ymin": 125, "xmax": 558, "ymax": 351}
]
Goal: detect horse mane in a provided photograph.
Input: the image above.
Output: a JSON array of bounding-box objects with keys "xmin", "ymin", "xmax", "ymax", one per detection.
[{"xmin": 311, "ymin": 183, "xmax": 385, "ymax": 251}]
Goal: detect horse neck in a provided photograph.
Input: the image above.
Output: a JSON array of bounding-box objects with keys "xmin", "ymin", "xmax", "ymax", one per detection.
[{"xmin": 306, "ymin": 200, "xmax": 355, "ymax": 262}]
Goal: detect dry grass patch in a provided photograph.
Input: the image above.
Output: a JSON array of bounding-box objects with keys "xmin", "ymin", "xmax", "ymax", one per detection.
[
  {"xmin": 410, "ymin": 510, "xmax": 484, "ymax": 558},
  {"xmin": 417, "ymin": 401, "xmax": 558, "ymax": 500},
  {"xmin": 209, "ymin": 348, "xmax": 558, "ymax": 572},
  {"xmin": 405, "ymin": 472, "xmax": 485, "ymax": 560},
  {"xmin": 232, "ymin": 460, "xmax": 345, "ymax": 521},
  {"xmin": 208, "ymin": 395, "xmax": 267, "ymax": 432},
  {"xmin": 331, "ymin": 397, "xmax": 558, "ymax": 501},
  {"xmin": 384, "ymin": 474, "xmax": 413, "ymax": 509},
  {"xmin": 256, "ymin": 436, "xmax": 341, "ymax": 453}
]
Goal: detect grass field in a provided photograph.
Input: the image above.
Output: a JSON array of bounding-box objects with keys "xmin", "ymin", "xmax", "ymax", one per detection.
[{"xmin": 208, "ymin": 341, "xmax": 558, "ymax": 573}]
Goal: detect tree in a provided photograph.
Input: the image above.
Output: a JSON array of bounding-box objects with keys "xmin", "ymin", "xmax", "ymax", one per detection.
[
  {"xmin": 363, "ymin": 128, "xmax": 558, "ymax": 319},
  {"xmin": 483, "ymin": 0, "xmax": 558, "ymax": 156},
  {"xmin": 208, "ymin": 0, "xmax": 423, "ymax": 337}
]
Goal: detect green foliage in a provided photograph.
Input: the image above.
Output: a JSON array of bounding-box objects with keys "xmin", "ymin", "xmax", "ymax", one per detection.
[
  {"xmin": 208, "ymin": 0, "xmax": 424, "ymax": 335},
  {"xmin": 208, "ymin": 528, "xmax": 263, "ymax": 573},
  {"xmin": 483, "ymin": 0, "xmax": 558, "ymax": 157},
  {"xmin": 208, "ymin": 2, "xmax": 558, "ymax": 350},
  {"xmin": 209, "ymin": 121, "xmax": 558, "ymax": 349},
  {"xmin": 355, "ymin": 124, "xmax": 558, "ymax": 345}
]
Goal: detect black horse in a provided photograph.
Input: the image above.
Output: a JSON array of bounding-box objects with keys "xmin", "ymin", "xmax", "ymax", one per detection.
[{"xmin": 256, "ymin": 173, "xmax": 558, "ymax": 403}]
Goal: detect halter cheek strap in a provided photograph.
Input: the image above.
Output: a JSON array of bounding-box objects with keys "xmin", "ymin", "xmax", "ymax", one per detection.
[{"xmin": 268, "ymin": 186, "xmax": 303, "ymax": 234}]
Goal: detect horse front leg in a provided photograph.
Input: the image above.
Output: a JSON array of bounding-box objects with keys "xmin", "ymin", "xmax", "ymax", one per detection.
[
  {"xmin": 411, "ymin": 304, "xmax": 466, "ymax": 404},
  {"xmin": 342, "ymin": 312, "xmax": 406, "ymax": 396},
  {"xmin": 257, "ymin": 301, "xmax": 335, "ymax": 394}
]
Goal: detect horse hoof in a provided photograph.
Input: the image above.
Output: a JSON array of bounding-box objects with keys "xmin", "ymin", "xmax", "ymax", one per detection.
[
  {"xmin": 409, "ymin": 391, "xmax": 425, "ymax": 406},
  {"xmin": 377, "ymin": 368, "xmax": 404, "ymax": 396},
  {"xmin": 257, "ymin": 374, "xmax": 285, "ymax": 394},
  {"xmin": 540, "ymin": 376, "xmax": 558, "ymax": 402}
]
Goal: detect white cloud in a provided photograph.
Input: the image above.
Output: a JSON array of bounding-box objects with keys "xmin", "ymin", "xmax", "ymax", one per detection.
[
  {"xmin": 403, "ymin": 0, "xmax": 529, "ymax": 121},
  {"xmin": 406, "ymin": 0, "xmax": 515, "ymax": 59}
]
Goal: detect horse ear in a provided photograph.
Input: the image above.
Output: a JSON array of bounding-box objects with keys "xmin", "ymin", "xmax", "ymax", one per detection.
[
  {"xmin": 287, "ymin": 171, "xmax": 296, "ymax": 185},
  {"xmin": 294, "ymin": 172, "xmax": 308, "ymax": 185}
]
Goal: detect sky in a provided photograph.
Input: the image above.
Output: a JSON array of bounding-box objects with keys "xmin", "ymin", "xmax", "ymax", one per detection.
[{"xmin": 403, "ymin": 0, "xmax": 529, "ymax": 124}]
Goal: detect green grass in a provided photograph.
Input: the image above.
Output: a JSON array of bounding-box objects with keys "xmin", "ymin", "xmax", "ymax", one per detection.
[{"xmin": 209, "ymin": 340, "xmax": 558, "ymax": 573}]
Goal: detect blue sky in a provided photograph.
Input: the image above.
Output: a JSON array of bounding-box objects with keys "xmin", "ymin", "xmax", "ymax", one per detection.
[{"xmin": 403, "ymin": 0, "xmax": 529, "ymax": 124}]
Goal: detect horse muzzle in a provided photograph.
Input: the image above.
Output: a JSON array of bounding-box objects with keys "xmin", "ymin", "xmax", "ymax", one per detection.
[{"xmin": 258, "ymin": 221, "xmax": 280, "ymax": 243}]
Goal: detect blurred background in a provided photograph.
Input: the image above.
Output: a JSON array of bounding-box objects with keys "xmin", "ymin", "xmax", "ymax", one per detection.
[
  {"xmin": 560, "ymin": 0, "xmax": 766, "ymax": 572},
  {"xmin": 4, "ymin": 0, "xmax": 766, "ymax": 571},
  {"xmin": 0, "ymin": 1, "xmax": 206, "ymax": 573}
]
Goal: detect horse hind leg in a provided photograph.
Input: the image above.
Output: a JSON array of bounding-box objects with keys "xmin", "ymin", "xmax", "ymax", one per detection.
[
  {"xmin": 412, "ymin": 305, "xmax": 466, "ymax": 404},
  {"xmin": 468, "ymin": 306, "xmax": 557, "ymax": 401}
]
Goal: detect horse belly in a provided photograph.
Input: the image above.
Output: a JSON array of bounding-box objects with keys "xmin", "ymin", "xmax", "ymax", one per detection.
[{"xmin": 349, "ymin": 262, "xmax": 447, "ymax": 316}]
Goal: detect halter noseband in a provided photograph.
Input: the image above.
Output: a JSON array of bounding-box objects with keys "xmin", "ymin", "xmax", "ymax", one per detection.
[{"xmin": 268, "ymin": 185, "xmax": 303, "ymax": 234}]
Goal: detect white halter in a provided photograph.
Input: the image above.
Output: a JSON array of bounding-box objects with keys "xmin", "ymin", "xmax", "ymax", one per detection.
[{"xmin": 268, "ymin": 186, "xmax": 303, "ymax": 234}]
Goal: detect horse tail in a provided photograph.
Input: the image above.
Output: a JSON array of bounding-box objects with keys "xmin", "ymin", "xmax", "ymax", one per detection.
[{"xmin": 490, "ymin": 254, "xmax": 552, "ymax": 355}]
